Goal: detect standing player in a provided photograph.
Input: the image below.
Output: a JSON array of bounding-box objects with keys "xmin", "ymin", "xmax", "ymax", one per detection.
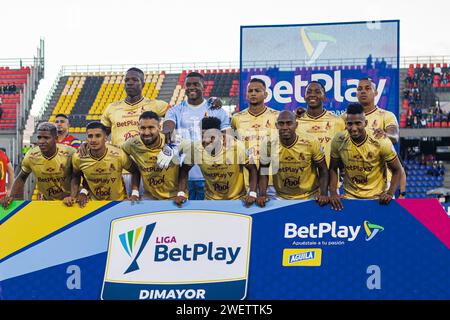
[
  {"xmin": 296, "ymin": 81, "xmax": 345, "ymax": 167},
  {"xmin": 0, "ymin": 123, "xmax": 75, "ymax": 208},
  {"xmin": 54, "ymin": 113, "xmax": 81, "ymax": 149},
  {"xmin": 258, "ymin": 110, "xmax": 329, "ymax": 206},
  {"xmin": 175, "ymin": 117, "xmax": 258, "ymax": 206},
  {"xmin": 343, "ymin": 77, "xmax": 405, "ymax": 192},
  {"xmin": 351, "ymin": 77, "xmax": 399, "ymax": 143},
  {"xmin": 64, "ymin": 122, "xmax": 138, "ymax": 207},
  {"xmin": 329, "ymin": 104, "xmax": 402, "ymax": 210},
  {"xmin": 101, "ymin": 67, "xmax": 168, "ymax": 146},
  {"xmin": 98, "ymin": 67, "xmax": 168, "ymax": 192},
  {"xmin": 160, "ymin": 72, "xmax": 231, "ymax": 200},
  {"xmin": 231, "ymin": 78, "xmax": 279, "ymax": 194},
  {"xmin": 0, "ymin": 148, "xmax": 14, "ymax": 198},
  {"xmin": 122, "ymin": 111, "xmax": 181, "ymax": 200}
]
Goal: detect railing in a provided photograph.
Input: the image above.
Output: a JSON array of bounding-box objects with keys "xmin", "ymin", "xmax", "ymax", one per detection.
[
  {"xmin": 54, "ymin": 56, "xmax": 450, "ymax": 77},
  {"xmin": 59, "ymin": 61, "xmax": 240, "ymax": 75},
  {"xmin": 0, "ymin": 58, "xmax": 38, "ymax": 69},
  {"xmin": 37, "ymin": 67, "xmax": 64, "ymax": 121}
]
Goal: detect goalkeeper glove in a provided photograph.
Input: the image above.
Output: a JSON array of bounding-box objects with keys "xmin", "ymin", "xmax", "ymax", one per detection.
[{"xmin": 157, "ymin": 143, "xmax": 179, "ymax": 169}]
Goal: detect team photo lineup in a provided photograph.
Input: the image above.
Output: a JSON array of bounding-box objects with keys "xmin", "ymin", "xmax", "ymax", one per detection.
[{"xmin": 0, "ymin": 67, "xmax": 405, "ymax": 211}]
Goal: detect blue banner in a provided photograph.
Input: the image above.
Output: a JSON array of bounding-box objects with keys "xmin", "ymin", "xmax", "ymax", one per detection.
[
  {"xmin": 0, "ymin": 199, "xmax": 449, "ymax": 300},
  {"xmin": 240, "ymin": 21, "xmax": 400, "ymax": 118}
]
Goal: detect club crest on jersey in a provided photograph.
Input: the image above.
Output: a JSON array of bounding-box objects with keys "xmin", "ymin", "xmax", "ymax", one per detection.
[
  {"xmin": 110, "ymin": 164, "xmax": 116, "ymax": 172},
  {"xmin": 325, "ymin": 122, "xmax": 331, "ymax": 130}
]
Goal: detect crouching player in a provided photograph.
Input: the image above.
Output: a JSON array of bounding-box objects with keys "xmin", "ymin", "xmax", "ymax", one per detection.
[
  {"xmin": 1, "ymin": 123, "xmax": 75, "ymax": 208},
  {"xmin": 63, "ymin": 122, "xmax": 138, "ymax": 207},
  {"xmin": 175, "ymin": 117, "xmax": 258, "ymax": 207},
  {"xmin": 258, "ymin": 110, "xmax": 329, "ymax": 207}
]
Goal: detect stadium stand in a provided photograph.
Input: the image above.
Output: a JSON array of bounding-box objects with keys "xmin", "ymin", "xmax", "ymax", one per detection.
[
  {"xmin": 40, "ymin": 68, "xmax": 240, "ymax": 131},
  {"xmin": 0, "ymin": 41, "xmax": 44, "ymax": 165},
  {"xmin": 0, "ymin": 66, "xmax": 31, "ymax": 130},
  {"xmin": 400, "ymin": 63, "xmax": 450, "ymax": 128},
  {"xmin": 404, "ymin": 159, "xmax": 445, "ymax": 198}
]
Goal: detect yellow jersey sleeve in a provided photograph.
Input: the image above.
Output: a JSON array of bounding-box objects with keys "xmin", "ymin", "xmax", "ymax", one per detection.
[
  {"xmin": 152, "ymin": 99, "xmax": 169, "ymax": 117},
  {"xmin": 380, "ymin": 138, "xmax": 397, "ymax": 163},
  {"xmin": 120, "ymin": 149, "xmax": 133, "ymax": 172},
  {"xmin": 311, "ymin": 139, "xmax": 326, "ymax": 162},
  {"xmin": 72, "ymin": 152, "xmax": 81, "ymax": 173},
  {"xmin": 231, "ymin": 115, "xmax": 238, "ymax": 130},
  {"xmin": 121, "ymin": 139, "xmax": 132, "ymax": 155},
  {"xmin": 384, "ymin": 111, "xmax": 399, "ymax": 129},
  {"xmin": 336, "ymin": 116, "xmax": 346, "ymax": 132},
  {"xmin": 101, "ymin": 103, "xmax": 113, "ymax": 128},
  {"xmin": 330, "ymin": 135, "xmax": 342, "ymax": 159},
  {"xmin": 21, "ymin": 153, "xmax": 32, "ymax": 174}
]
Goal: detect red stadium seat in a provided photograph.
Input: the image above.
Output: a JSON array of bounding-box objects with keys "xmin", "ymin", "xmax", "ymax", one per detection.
[
  {"xmin": 442, "ymin": 122, "xmax": 448, "ymax": 128},
  {"xmin": 434, "ymin": 122, "xmax": 441, "ymax": 128}
]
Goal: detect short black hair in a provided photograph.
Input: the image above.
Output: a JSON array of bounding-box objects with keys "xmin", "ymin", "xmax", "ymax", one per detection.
[
  {"xmin": 139, "ymin": 111, "xmax": 160, "ymax": 122},
  {"xmin": 359, "ymin": 77, "xmax": 376, "ymax": 90},
  {"xmin": 37, "ymin": 122, "xmax": 57, "ymax": 137},
  {"xmin": 54, "ymin": 113, "xmax": 69, "ymax": 120},
  {"xmin": 186, "ymin": 72, "xmax": 204, "ymax": 80},
  {"xmin": 306, "ymin": 80, "xmax": 326, "ymax": 93},
  {"xmin": 86, "ymin": 121, "xmax": 107, "ymax": 134},
  {"xmin": 126, "ymin": 67, "xmax": 145, "ymax": 83},
  {"xmin": 201, "ymin": 117, "xmax": 221, "ymax": 131},
  {"xmin": 0, "ymin": 147, "xmax": 6, "ymax": 153},
  {"xmin": 249, "ymin": 78, "xmax": 266, "ymax": 88},
  {"xmin": 346, "ymin": 103, "xmax": 365, "ymax": 115}
]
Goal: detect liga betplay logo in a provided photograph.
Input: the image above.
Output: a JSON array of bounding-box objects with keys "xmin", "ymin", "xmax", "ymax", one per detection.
[
  {"xmin": 364, "ymin": 221, "xmax": 384, "ymax": 241},
  {"xmin": 102, "ymin": 211, "xmax": 252, "ymax": 300},
  {"xmin": 299, "ymin": 27, "xmax": 336, "ymax": 65},
  {"xmin": 119, "ymin": 223, "xmax": 156, "ymax": 274}
]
